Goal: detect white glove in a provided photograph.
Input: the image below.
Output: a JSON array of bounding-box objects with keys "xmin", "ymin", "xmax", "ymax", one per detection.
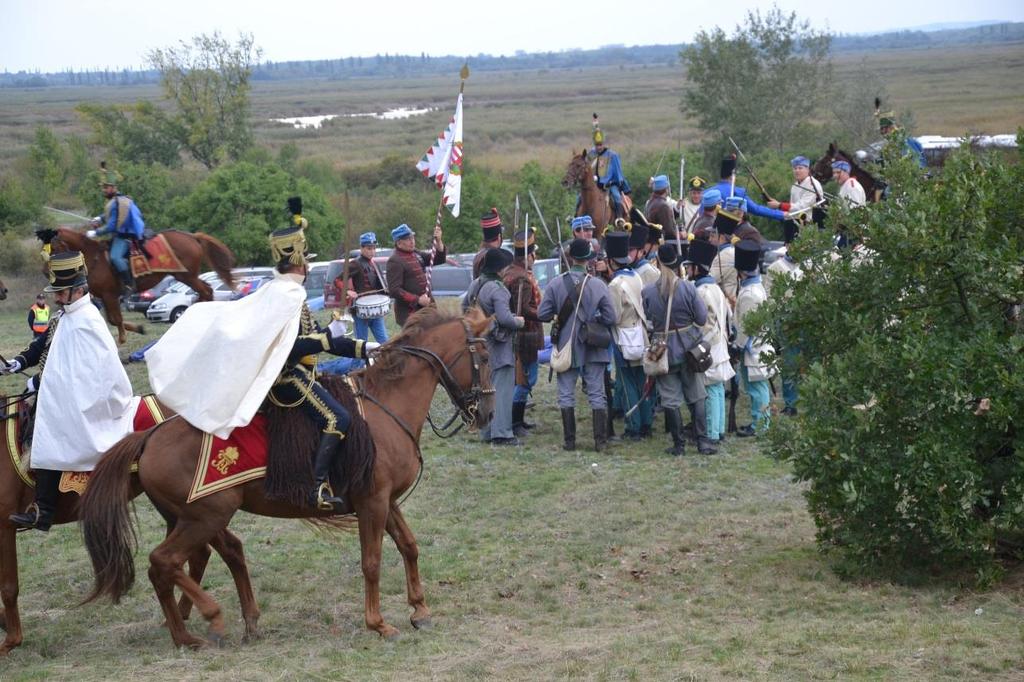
[
  {"xmin": 365, "ymin": 341, "xmax": 382, "ymax": 355},
  {"xmin": 86, "ymin": 229, "xmax": 98, "ymax": 239},
  {"xmin": 25, "ymin": 376, "xmax": 36, "ymax": 393},
  {"xmin": 513, "ymin": 316, "xmax": 525, "ymax": 328},
  {"xmin": 327, "ymin": 318, "xmax": 348, "ymax": 338},
  {"xmin": 1, "ymin": 359, "xmax": 21, "ymax": 375}
]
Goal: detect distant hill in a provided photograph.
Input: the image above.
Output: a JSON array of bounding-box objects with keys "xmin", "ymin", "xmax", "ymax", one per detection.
[{"xmin": 2, "ymin": 21, "xmax": 1021, "ymax": 88}]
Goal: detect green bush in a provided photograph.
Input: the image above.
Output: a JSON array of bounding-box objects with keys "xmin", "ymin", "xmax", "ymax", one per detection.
[
  {"xmin": 0, "ymin": 231, "xmax": 37, "ymax": 275},
  {"xmin": 760, "ymin": 133, "xmax": 1024, "ymax": 577}
]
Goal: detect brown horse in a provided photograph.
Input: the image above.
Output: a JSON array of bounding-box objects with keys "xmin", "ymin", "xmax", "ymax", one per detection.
[
  {"xmin": 811, "ymin": 142, "xmax": 883, "ymax": 203},
  {"xmin": 35, "ymin": 228, "xmax": 235, "ymax": 344},
  {"xmin": 79, "ymin": 307, "xmax": 494, "ymax": 649},
  {"xmin": 562, "ymin": 149, "xmax": 616, "ymax": 239},
  {"xmin": 0, "ymin": 393, "xmax": 259, "ymax": 655}
]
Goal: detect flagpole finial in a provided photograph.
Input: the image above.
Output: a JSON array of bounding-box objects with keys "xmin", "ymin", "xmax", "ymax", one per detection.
[{"xmin": 460, "ymin": 62, "xmax": 470, "ymax": 81}]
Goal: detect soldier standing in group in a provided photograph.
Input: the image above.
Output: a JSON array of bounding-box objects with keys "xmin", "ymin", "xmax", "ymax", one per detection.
[
  {"xmin": 733, "ymin": 240, "xmax": 773, "ymax": 437},
  {"xmin": 344, "ymin": 231, "xmax": 389, "ymax": 344},
  {"xmin": 627, "ymin": 217, "xmax": 659, "ymax": 288},
  {"xmin": 641, "ymin": 245, "xmax": 716, "ymax": 456},
  {"xmin": 538, "ymin": 238, "xmax": 617, "ymax": 452},
  {"xmin": 767, "ymin": 156, "xmax": 826, "ymax": 231},
  {"xmin": 386, "ymin": 223, "xmax": 446, "ymax": 327},
  {"xmin": 464, "ymin": 248, "xmax": 525, "ymax": 446},
  {"xmin": 505, "ymin": 229, "xmax": 544, "ymax": 437},
  {"xmin": 645, "ymin": 174, "xmax": 678, "ymax": 240},
  {"xmin": 472, "ymin": 208, "xmax": 504, "ymax": 278},
  {"xmin": 679, "ymin": 176, "xmax": 707, "ymax": 237},
  {"xmin": 724, "ymin": 197, "xmax": 767, "ymax": 245},
  {"xmin": 690, "ymin": 188, "xmax": 721, "ymax": 241},
  {"xmin": 833, "ymin": 160, "xmax": 866, "ymax": 208},
  {"xmin": 713, "ymin": 156, "xmax": 785, "ymax": 223}
]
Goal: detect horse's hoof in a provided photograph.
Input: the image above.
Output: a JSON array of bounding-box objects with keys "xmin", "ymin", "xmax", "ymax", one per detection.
[
  {"xmin": 178, "ymin": 636, "xmax": 207, "ymax": 651},
  {"xmin": 0, "ymin": 610, "xmax": 7, "ymax": 632},
  {"xmin": 382, "ymin": 628, "xmax": 401, "ymax": 642},
  {"xmin": 241, "ymin": 628, "xmax": 261, "ymax": 644},
  {"xmin": 411, "ymin": 617, "xmax": 432, "ymax": 630},
  {"xmin": 206, "ymin": 629, "xmax": 226, "ymax": 648},
  {"xmin": 138, "ymin": 324, "xmax": 146, "ymax": 336}
]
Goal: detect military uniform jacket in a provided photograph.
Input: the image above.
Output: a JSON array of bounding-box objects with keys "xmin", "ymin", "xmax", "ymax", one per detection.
[
  {"xmin": 711, "ymin": 244, "xmax": 738, "ymax": 305},
  {"xmin": 504, "ymin": 263, "xmax": 544, "ymax": 364},
  {"xmin": 351, "ymin": 255, "xmax": 385, "ymax": 294},
  {"xmin": 735, "ymin": 277, "xmax": 769, "ymax": 368},
  {"xmin": 694, "ymin": 276, "xmax": 735, "ymax": 384},
  {"xmin": 635, "ymin": 260, "xmax": 659, "ymax": 288},
  {"xmin": 387, "ymin": 247, "xmax": 447, "ymax": 326},
  {"xmin": 538, "ymin": 270, "xmax": 617, "ymax": 367},
  {"xmin": 641, "ymin": 278, "xmax": 708, "ymax": 367},
  {"xmin": 16, "ymin": 310, "xmax": 62, "ymax": 391},
  {"xmin": 463, "ymin": 276, "xmax": 523, "ymax": 370},
  {"xmin": 838, "ymin": 177, "xmax": 866, "ymax": 208},
  {"xmin": 608, "ymin": 269, "xmax": 647, "ymax": 367}
]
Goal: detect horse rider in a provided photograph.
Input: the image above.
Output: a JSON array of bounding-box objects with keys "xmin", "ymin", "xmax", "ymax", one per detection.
[
  {"xmin": 472, "ymin": 208, "xmax": 504, "ymax": 278},
  {"xmin": 606, "ymin": 229, "xmax": 653, "ymax": 440},
  {"xmin": 463, "ymin": 247, "xmax": 525, "ymax": 446},
  {"xmin": 713, "ymin": 156, "xmax": 785, "ymax": 224},
  {"xmin": 641, "ymin": 244, "xmax": 716, "ymax": 456},
  {"xmin": 878, "ymin": 108, "xmax": 926, "ymax": 168},
  {"xmin": 833, "ymin": 160, "xmax": 866, "ymax": 209},
  {"xmin": 645, "ymin": 175, "xmax": 678, "ymax": 240},
  {"xmin": 679, "ymin": 176, "xmax": 707, "ymax": 236},
  {"xmin": 686, "ymin": 239, "xmax": 735, "ymax": 445},
  {"xmin": 147, "ymin": 226, "xmax": 379, "ymax": 511},
  {"xmin": 732, "ymin": 239, "xmax": 773, "ymax": 437},
  {"xmin": 86, "ymin": 162, "xmax": 145, "ymax": 293},
  {"xmin": 585, "ymin": 120, "xmax": 632, "ymax": 221},
  {"xmin": 538, "ymin": 238, "xmax": 617, "ymax": 452},
  {"xmin": 344, "ymin": 232, "xmax": 390, "ymax": 344},
  {"xmin": 3, "ymin": 252, "xmax": 138, "ymax": 531},
  {"xmin": 386, "ymin": 223, "xmax": 447, "ymax": 327},
  {"xmin": 504, "ymin": 229, "xmax": 544, "ymax": 438}
]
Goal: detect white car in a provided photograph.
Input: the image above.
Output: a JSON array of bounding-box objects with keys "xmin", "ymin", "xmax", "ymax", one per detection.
[{"xmin": 146, "ymin": 268, "xmax": 273, "ymax": 323}]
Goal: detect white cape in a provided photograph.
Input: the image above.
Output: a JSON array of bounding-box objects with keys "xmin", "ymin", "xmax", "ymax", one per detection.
[
  {"xmin": 146, "ymin": 273, "xmax": 305, "ymax": 438},
  {"xmin": 32, "ymin": 294, "xmax": 139, "ymax": 472}
]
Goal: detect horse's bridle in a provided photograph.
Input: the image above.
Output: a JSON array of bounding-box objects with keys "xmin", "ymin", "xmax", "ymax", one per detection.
[{"xmin": 395, "ymin": 319, "xmax": 492, "ymax": 437}]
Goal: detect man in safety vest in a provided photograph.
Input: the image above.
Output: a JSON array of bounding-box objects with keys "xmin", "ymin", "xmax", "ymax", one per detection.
[{"xmin": 28, "ymin": 293, "xmax": 50, "ymax": 340}]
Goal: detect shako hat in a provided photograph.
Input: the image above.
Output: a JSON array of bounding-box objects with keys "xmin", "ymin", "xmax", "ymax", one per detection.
[
  {"xmin": 287, "ymin": 196, "xmax": 308, "ymax": 229},
  {"xmin": 604, "ymin": 231, "xmax": 631, "ymax": 264},
  {"xmin": 480, "ymin": 207, "xmax": 503, "ymax": 242},
  {"xmin": 714, "ymin": 208, "xmax": 742, "ymax": 236},
  {"xmin": 734, "ymin": 239, "xmax": 762, "ymax": 273},
  {"xmin": 481, "ymin": 247, "xmax": 513, "ymax": 274},
  {"xmin": 44, "ymin": 251, "xmax": 88, "ymax": 292},
  {"xmin": 569, "ymin": 238, "xmax": 596, "ymax": 261},
  {"xmin": 513, "ymin": 229, "xmax": 535, "ymax": 258},
  {"xmin": 656, "ymin": 243, "xmax": 682, "ymax": 269},
  {"xmin": 719, "ymin": 156, "xmax": 737, "ymax": 180},
  {"xmin": 98, "ymin": 161, "xmax": 121, "ymax": 187},
  {"xmin": 688, "ymin": 239, "xmax": 718, "ymax": 270},
  {"xmin": 269, "ymin": 226, "xmax": 310, "ymax": 269}
]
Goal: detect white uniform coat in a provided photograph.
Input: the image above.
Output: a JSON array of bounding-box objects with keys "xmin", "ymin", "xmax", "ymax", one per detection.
[
  {"xmin": 147, "ymin": 272, "xmax": 306, "ymax": 438},
  {"xmin": 32, "ymin": 294, "xmax": 139, "ymax": 471}
]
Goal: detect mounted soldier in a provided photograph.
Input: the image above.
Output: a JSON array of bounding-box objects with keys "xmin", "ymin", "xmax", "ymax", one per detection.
[
  {"xmin": 3, "ymin": 252, "xmax": 139, "ymax": 531},
  {"xmin": 585, "ymin": 114, "xmax": 632, "ymax": 222},
  {"xmin": 85, "ymin": 162, "xmax": 145, "ymax": 294},
  {"xmin": 146, "ymin": 225, "xmax": 379, "ymax": 511}
]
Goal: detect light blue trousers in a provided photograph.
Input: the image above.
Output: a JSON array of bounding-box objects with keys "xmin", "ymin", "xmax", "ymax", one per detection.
[
  {"xmin": 704, "ymin": 381, "xmax": 726, "ymax": 440},
  {"xmin": 740, "ymin": 365, "xmax": 771, "ymax": 431}
]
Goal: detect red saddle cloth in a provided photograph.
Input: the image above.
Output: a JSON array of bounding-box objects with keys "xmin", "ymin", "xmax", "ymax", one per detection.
[
  {"xmin": 129, "ymin": 233, "xmax": 186, "ymax": 278},
  {"xmin": 187, "ymin": 414, "xmax": 268, "ymax": 503}
]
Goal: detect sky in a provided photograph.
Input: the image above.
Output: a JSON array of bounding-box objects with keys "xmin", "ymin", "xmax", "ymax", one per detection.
[{"xmin": 2, "ymin": 0, "xmax": 1022, "ymax": 73}]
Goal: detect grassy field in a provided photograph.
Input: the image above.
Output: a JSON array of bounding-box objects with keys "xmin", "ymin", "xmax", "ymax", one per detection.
[
  {"xmin": 0, "ymin": 278, "xmax": 1022, "ymax": 680},
  {"xmin": 1, "ymin": 42, "xmax": 1021, "ymax": 174}
]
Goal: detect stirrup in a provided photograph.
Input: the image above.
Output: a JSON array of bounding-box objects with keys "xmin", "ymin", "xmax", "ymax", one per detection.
[
  {"xmin": 10, "ymin": 502, "xmax": 47, "ymax": 532},
  {"xmin": 315, "ymin": 481, "xmax": 341, "ymax": 511}
]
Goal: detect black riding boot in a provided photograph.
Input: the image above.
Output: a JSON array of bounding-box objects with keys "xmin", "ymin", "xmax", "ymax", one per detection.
[
  {"xmin": 664, "ymin": 409, "xmax": 685, "ymax": 456},
  {"xmin": 593, "ymin": 409, "xmax": 609, "ymax": 452},
  {"xmin": 560, "ymin": 407, "xmax": 576, "ymax": 451},
  {"xmin": 310, "ymin": 433, "xmax": 345, "ymax": 511},
  {"xmin": 603, "ymin": 376, "xmax": 620, "ymax": 442},
  {"xmin": 512, "ymin": 402, "xmax": 529, "ymax": 438},
  {"xmin": 10, "ymin": 469, "xmax": 61, "ymax": 532}
]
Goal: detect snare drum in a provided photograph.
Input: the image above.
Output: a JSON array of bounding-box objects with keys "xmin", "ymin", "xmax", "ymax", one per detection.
[{"xmin": 354, "ymin": 293, "xmax": 391, "ymax": 319}]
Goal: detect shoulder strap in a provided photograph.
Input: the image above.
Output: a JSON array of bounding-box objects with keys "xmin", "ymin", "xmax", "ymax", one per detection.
[
  {"xmin": 664, "ymin": 281, "xmax": 675, "ymax": 335},
  {"xmin": 555, "ymin": 272, "xmax": 582, "ymax": 330}
]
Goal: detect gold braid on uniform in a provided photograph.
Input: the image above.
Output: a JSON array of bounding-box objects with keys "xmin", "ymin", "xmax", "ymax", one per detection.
[
  {"xmin": 269, "ymin": 365, "xmax": 343, "ymax": 437},
  {"xmin": 35, "ymin": 314, "xmax": 61, "ymax": 377}
]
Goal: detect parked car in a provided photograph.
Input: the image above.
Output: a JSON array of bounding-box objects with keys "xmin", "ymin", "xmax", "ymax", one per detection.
[
  {"xmin": 124, "ymin": 275, "xmax": 175, "ymax": 313},
  {"xmin": 532, "ymin": 258, "xmax": 562, "ymax": 292},
  {"xmin": 430, "ymin": 263, "xmax": 473, "ymax": 298},
  {"xmin": 304, "ymin": 261, "xmax": 330, "ymax": 300},
  {"xmin": 146, "ymin": 267, "xmax": 274, "ymax": 323}
]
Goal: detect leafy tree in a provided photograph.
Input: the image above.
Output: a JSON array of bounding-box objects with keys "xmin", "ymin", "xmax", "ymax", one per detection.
[
  {"xmin": 76, "ymin": 101, "xmax": 183, "ymax": 167},
  {"xmin": 760, "ymin": 133, "xmax": 1024, "ymax": 578},
  {"xmin": 680, "ymin": 6, "xmax": 832, "ymax": 162},
  {"xmin": 25, "ymin": 126, "xmax": 66, "ymax": 204},
  {"xmin": 148, "ymin": 32, "xmax": 262, "ymax": 169},
  {"xmin": 167, "ymin": 161, "xmax": 342, "ymax": 265},
  {"xmin": 0, "ymin": 174, "xmax": 41, "ymax": 230}
]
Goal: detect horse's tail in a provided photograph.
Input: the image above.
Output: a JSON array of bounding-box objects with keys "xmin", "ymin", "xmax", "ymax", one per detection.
[
  {"xmin": 79, "ymin": 431, "xmax": 147, "ymax": 604},
  {"xmin": 193, "ymin": 232, "xmax": 236, "ymax": 290}
]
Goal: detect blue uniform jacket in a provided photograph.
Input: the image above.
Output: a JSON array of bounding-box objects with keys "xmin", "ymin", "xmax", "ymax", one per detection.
[
  {"xmin": 97, "ymin": 195, "xmax": 145, "ymax": 239},
  {"xmin": 712, "ymin": 181, "xmax": 784, "ymax": 222},
  {"xmin": 589, "ymin": 147, "xmax": 632, "ymax": 194}
]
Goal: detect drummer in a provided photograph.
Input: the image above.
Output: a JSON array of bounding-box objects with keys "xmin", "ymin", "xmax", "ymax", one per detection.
[{"xmin": 344, "ymin": 231, "xmax": 389, "ymax": 344}]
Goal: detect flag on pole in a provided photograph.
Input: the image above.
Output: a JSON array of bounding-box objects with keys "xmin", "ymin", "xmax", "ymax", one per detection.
[{"xmin": 416, "ymin": 93, "xmax": 464, "ymax": 217}]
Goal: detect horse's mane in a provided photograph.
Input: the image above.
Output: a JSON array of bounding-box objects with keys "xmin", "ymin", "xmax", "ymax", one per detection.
[{"xmin": 365, "ymin": 307, "xmax": 471, "ymax": 385}]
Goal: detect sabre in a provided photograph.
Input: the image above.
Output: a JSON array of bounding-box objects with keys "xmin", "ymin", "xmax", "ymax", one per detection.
[
  {"xmin": 678, "ymin": 156, "xmax": 685, "ymax": 203},
  {"xmin": 528, "ymin": 189, "xmax": 568, "ymax": 271},
  {"xmin": 728, "ymin": 136, "xmax": 774, "ymax": 203},
  {"xmin": 44, "ymin": 206, "xmax": 92, "ymax": 222},
  {"xmin": 514, "ymin": 194, "xmax": 521, "ymax": 234}
]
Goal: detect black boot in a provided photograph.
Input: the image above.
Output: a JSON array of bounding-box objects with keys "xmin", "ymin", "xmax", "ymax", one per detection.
[
  {"xmin": 512, "ymin": 402, "xmax": 529, "ymax": 438},
  {"xmin": 10, "ymin": 469, "xmax": 60, "ymax": 532},
  {"xmin": 310, "ymin": 433, "xmax": 344, "ymax": 511},
  {"xmin": 664, "ymin": 409, "xmax": 685, "ymax": 456},
  {"xmin": 593, "ymin": 409, "xmax": 608, "ymax": 452},
  {"xmin": 560, "ymin": 407, "xmax": 576, "ymax": 451}
]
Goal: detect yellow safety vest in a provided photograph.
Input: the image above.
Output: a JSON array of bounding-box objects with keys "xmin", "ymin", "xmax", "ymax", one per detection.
[{"xmin": 31, "ymin": 304, "xmax": 50, "ymax": 333}]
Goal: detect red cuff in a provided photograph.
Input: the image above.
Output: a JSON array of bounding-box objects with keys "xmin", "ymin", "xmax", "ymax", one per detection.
[{"xmin": 780, "ymin": 202, "xmax": 791, "ymax": 212}]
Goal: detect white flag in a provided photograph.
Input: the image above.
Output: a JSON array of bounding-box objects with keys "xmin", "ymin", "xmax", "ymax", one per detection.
[{"xmin": 415, "ymin": 93, "xmax": 463, "ymax": 217}]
